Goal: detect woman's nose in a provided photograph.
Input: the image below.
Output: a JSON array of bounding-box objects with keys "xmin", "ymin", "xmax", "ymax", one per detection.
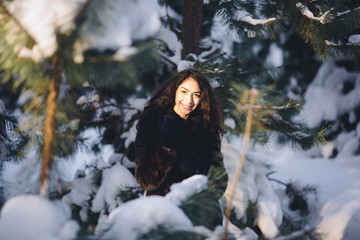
[{"xmin": 185, "ymin": 94, "xmax": 194, "ymax": 104}]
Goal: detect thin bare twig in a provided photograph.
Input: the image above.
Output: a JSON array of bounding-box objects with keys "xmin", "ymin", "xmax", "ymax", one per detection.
[
  {"xmin": 223, "ymin": 88, "xmax": 259, "ymax": 240},
  {"xmin": 267, "ymin": 171, "xmax": 287, "ymax": 186}
]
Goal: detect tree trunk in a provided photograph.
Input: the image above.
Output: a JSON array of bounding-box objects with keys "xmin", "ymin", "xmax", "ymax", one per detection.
[
  {"xmin": 39, "ymin": 57, "xmax": 61, "ymax": 196},
  {"xmin": 181, "ymin": 0, "xmax": 203, "ymax": 60}
]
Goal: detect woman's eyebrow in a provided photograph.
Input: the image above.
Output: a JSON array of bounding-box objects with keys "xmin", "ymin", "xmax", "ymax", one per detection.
[{"xmin": 180, "ymin": 86, "xmax": 201, "ymax": 93}]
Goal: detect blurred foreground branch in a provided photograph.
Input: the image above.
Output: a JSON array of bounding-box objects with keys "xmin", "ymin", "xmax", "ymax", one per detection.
[{"xmin": 223, "ymin": 88, "xmax": 258, "ymax": 240}]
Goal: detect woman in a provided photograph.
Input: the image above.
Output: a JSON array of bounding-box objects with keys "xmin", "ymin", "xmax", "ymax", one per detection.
[{"xmin": 134, "ymin": 69, "xmax": 228, "ymax": 199}]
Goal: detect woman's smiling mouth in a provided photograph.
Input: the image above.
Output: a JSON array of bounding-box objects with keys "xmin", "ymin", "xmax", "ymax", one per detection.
[{"xmin": 181, "ymin": 103, "xmax": 193, "ymax": 110}]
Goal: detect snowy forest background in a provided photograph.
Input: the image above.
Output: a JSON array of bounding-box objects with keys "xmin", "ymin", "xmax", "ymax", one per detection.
[{"xmin": 0, "ymin": 0, "xmax": 360, "ymax": 239}]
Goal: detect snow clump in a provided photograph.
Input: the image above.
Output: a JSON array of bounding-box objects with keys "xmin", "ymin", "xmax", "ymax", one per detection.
[{"xmin": 0, "ymin": 194, "xmax": 79, "ymax": 240}]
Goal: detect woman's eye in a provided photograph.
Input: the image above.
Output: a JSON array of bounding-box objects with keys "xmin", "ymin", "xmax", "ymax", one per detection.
[
  {"xmin": 181, "ymin": 90, "xmax": 187, "ymax": 94},
  {"xmin": 194, "ymin": 94, "xmax": 201, "ymax": 98}
]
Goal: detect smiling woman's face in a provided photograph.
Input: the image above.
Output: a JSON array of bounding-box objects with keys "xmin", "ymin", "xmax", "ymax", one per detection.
[{"xmin": 173, "ymin": 77, "xmax": 201, "ymax": 119}]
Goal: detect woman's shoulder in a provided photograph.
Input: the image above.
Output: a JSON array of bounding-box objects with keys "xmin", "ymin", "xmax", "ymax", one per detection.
[
  {"xmin": 138, "ymin": 108, "xmax": 177, "ymax": 130},
  {"xmin": 137, "ymin": 110, "xmax": 159, "ymax": 130}
]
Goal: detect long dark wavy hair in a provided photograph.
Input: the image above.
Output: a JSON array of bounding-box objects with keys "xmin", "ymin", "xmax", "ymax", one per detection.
[{"xmin": 140, "ymin": 69, "xmax": 225, "ymax": 138}]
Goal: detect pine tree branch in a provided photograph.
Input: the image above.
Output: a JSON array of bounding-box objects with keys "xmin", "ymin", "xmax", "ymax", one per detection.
[
  {"xmin": 201, "ymin": 52, "xmax": 227, "ymax": 64},
  {"xmin": 266, "ymin": 171, "xmax": 287, "ymax": 186},
  {"xmin": 82, "ymin": 56, "xmax": 131, "ymax": 63},
  {"xmin": 0, "ymin": 2, "xmax": 37, "ymax": 45},
  {"xmin": 238, "ymin": 103, "xmax": 300, "ymax": 111},
  {"xmin": 296, "ymin": 3, "xmax": 333, "ymax": 24},
  {"xmin": 158, "ymin": 51, "xmax": 178, "ymax": 69},
  {"xmin": 325, "ymin": 39, "xmax": 360, "ymax": 47},
  {"xmin": 296, "ymin": 3, "xmax": 360, "ymax": 25},
  {"xmin": 334, "ymin": 6, "xmax": 360, "ymax": 17},
  {"xmin": 55, "ymin": 133, "xmax": 86, "ymax": 142},
  {"xmin": 84, "ymin": 102, "xmax": 136, "ymax": 110},
  {"xmin": 74, "ymin": 0, "xmax": 92, "ymax": 23}
]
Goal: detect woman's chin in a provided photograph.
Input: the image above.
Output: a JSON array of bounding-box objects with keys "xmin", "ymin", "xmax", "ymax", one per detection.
[{"xmin": 181, "ymin": 109, "xmax": 193, "ymax": 116}]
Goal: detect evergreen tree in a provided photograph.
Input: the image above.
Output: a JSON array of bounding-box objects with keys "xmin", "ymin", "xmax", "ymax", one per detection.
[
  {"xmin": 166, "ymin": 0, "xmax": 335, "ymax": 148},
  {"xmin": 0, "ymin": 0, "xmax": 161, "ymax": 195},
  {"xmin": 0, "ymin": 0, "xmax": 359, "ymax": 239},
  {"xmin": 158, "ymin": 0, "xmax": 359, "ymax": 238}
]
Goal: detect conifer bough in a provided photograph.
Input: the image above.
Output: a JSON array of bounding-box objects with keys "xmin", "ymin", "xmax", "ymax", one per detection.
[{"xmin": 40, "ymin": 57, "xmax": 61, "ymax": 196}]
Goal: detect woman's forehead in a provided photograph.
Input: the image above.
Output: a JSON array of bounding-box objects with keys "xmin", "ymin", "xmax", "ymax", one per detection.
[{"xmin": 178, "ymin": 77, "xmax": 201, "ymax": 91}]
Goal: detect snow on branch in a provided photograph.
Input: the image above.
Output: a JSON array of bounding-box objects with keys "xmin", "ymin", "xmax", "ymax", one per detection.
[
  {"xmin": 335, "ymin": 6, "xmax": 360, "ymax": 17},
  {"xmin": 241, "ymin": 16, "xmax": 276, "ymax": 26},
  {"xmin": 3, "ymin": 0, "xmax": 161, "ymax": 63},
  {"xmin": 234, "ymin": 10, "xmax": 276, "ymax": 26},
  {"xmin": 325, "ymin": 34, "xmax": 360, "ymax": 47},
  {"xmin": 73, "ymin": 0, "xmax": 161, "ymax": 63},
  {"xmin": 348, "ymin": 35, "xmax": 360, "ymax": 46},
  {"xmin": 3, "ymin": 0, "xmax": 87, "ymax": 61},
  {"xmin": 324, "ymin": 40, "xmax": 339, "ymax": 47},
  {"xmin": 296, "ymin": 2, "xmax": 333, "ymax": 24}
]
